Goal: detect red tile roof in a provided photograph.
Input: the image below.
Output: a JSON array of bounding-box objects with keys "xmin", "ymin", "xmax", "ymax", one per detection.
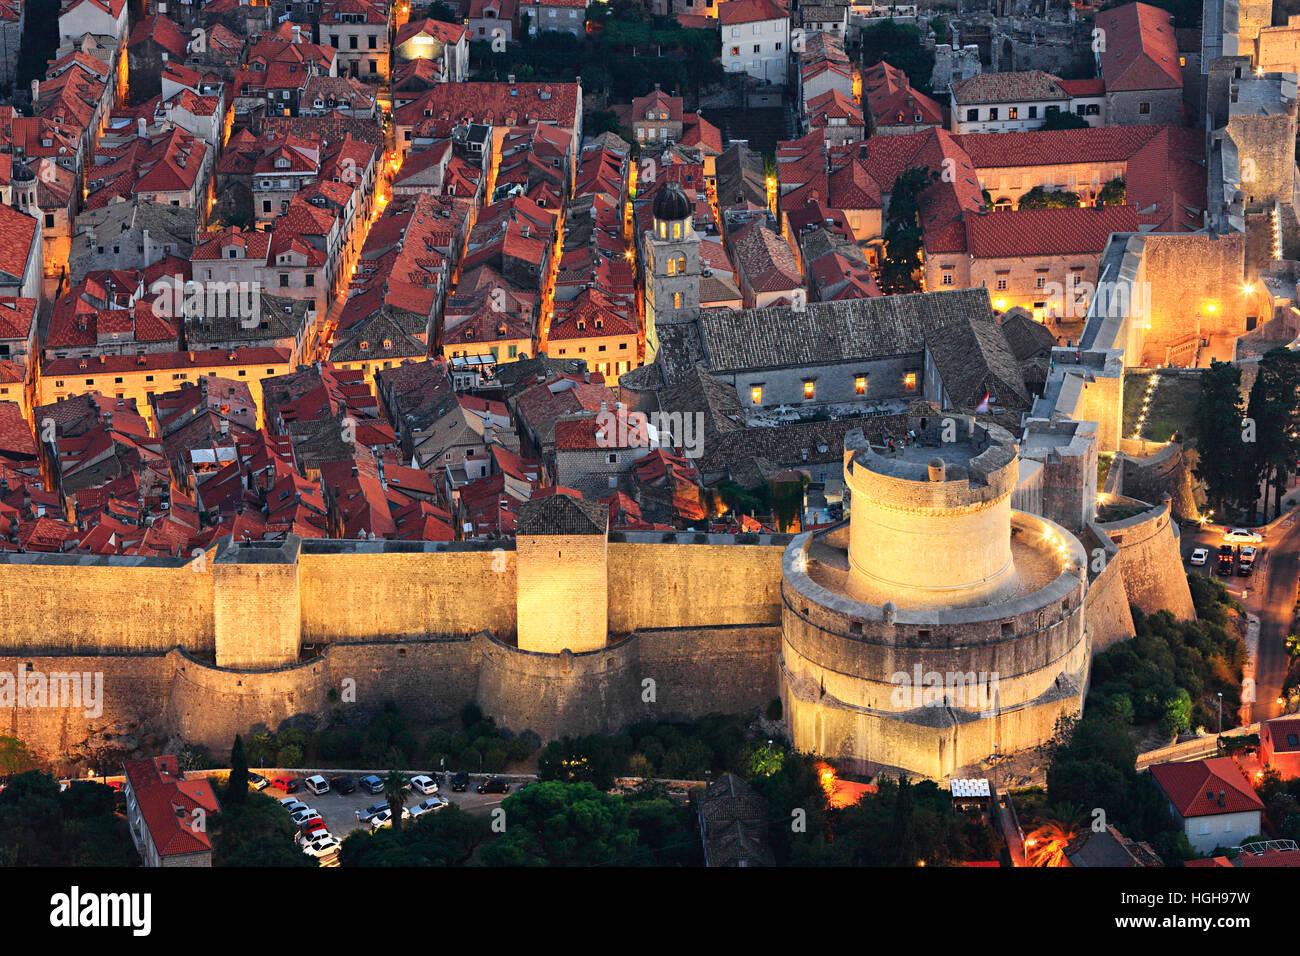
[
  {"xmin": 719, "ymin": 0, "xmax": 787, "ymax": 25},
  {"xmin": 1095, "ymin": 2, "xmax": 1183, "ymax": 92},
  {"xmin": 1149, "ymin": 757, "xmax": 1264, "ymax": 818},
  {"xmin": 44, "ymin": 347, "xmax": 290, "ymax": 377},
  {"xmin": 123, "ymin": 755, "xmax": 220, "ymax": 859},
  {"xmin": 964, "ymin": 204, "xmax": 1141, "ymax": 258},
  {"xmin": 0, "ymin": 205, "xmax": 37, "ymax": 282}
]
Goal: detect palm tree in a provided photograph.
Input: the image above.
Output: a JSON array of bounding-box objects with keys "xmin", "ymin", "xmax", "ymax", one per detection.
[
  {"xmin": 383, "ymin": 769, "xmax": 409, "ymax": 834},
  {"xmin": 1024, "ymin": 806, "xmax": 1086, "ymax": 867}
]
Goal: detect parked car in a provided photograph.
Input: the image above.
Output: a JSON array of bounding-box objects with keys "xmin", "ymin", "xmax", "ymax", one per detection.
[
  {"xmin": 280, "ymin": 798, "xmax": 309, "ymax": 815},
  {"xmin": 330, "ymin": 775, "xmax": 356, "ymax": 794},
  {"xmin": 300, "ymin": 818, "xmax": 329, "ymax": 838},
  {"xmin": 450, "ymin": 771, "xmax": 470, "ymax": 792},
  {"xmin": 409, "ymin": 796, "xmax": 449, "ymax": 818},
  {"xmin": 1223, "ymin": 528, "xmax": 1263, "ymax": 545},
  {"xmin": 1239, "ymin": 546, "xmax": 1257, "ymax": 575},
  {"xmin": 1217, "ymin": 546, "xmax": 1235, "ymax": 575},
  {"xmin": 273, "ymin": 776, "xmax": 300, "ymax": 794},
  {"xmin": 248, "ymin": 772, "xmax": 269, "ymax": 791},
  {"xmin": 476, "ymin": 777, "xmax": 509, "ymax": 795},
  {"xmin": 290, "ymin": 808, "xmax": 321, "ymax": 827},
  {"xmin": 302, "ymin": 835, "xmax": 341, "ymax": 858},
  {"xmin": 304, "ymin": 775, "xmax": 330, "ymax": 796},
  {"xmin": 409, "ymin": 774, "xmax": 439, "ymax": 795},
  {"xmin": 358, "ymin": 802, "xmax": 389, "ymax": 821},
  {"xmin": 369, "ymin": 806, "xmax": 410, "ymax": 830},
  {"xmin": 1189, "ymin": 547, "xmax": 1209, "ymax": 566},
  {"xmin": 359, "ymin": 775, "xmax": 385, "ymax": 794}
]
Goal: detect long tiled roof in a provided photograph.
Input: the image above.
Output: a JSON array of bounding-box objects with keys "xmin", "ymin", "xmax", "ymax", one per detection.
[
  {"xmin": 965, "ymin": 204, "xmax": 1141, "ymax": 258},
  {"xmin": 697, "ymin": 287, "xmax": 992, "ymax": 372}
]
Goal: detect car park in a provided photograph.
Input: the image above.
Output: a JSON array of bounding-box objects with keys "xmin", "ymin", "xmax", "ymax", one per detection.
[
  {"xmin": 359, "ymin": 775, "xmax": 385, "ymax": 794},
  {"xmin": 248, "ymin": 772, "xmax": 269, "ymax": 791},
  {"xmin": 409, "ymin": 796, "xmax": 449, "ymax": 817},
  {"xmin": 273, "ymin": 776, "xmax": 299, "ymax": 793},
  {"xmin": 302, "ymin": 835, "xmax": 341, "ymax": 858},
  {"xmin": 330, "ymin": 775, "xmax": 356, "ymax": 794},
  {"xmin": 1223, "ymin": 528, "xmax": 1263, "ymax": 545},
  {"xmin": 1189, "ymin": 547, "xmax": 1209, "ymax": 566},
  {"xmin": 450, "ymin": 772, "xmax": 470, "ymax": 792},
  {"xmin": 304, "ymin": 775, "xmax": 330, "ymax": 795},
  {"xmin": 280, "ymin": 798, "xmax": 309, "ymax": 814},
  {"xmin": 410, "ymin": 774, "xmax": 439, "ymax": 795},
  {"xmin": 476, "ymin": 777, "xmax": 509, "ymax": 795}
]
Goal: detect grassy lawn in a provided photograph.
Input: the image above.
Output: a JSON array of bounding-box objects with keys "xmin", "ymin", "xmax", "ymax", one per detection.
[
  {"xmin": 1097, "ymin": 453, "xmax": 1112, "ymax": 491},
  {"xmin": 1122, "ymin": 371, "xmax": 1201, "ymax": 443}
]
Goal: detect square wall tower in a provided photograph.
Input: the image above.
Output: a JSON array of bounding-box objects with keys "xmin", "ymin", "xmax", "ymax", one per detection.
[
  {"xmin": 213, "ymin": 536, "xmax": 303, "ymax": 669},
  {"xmin": 515, "ymin": 493, "xmax": 609, "ymax": 654}
]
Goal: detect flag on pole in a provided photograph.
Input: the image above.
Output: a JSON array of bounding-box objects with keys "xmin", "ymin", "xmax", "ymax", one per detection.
[{"xmin": 975, "ymin": 391, "xmax": 991, "ymax": 414}]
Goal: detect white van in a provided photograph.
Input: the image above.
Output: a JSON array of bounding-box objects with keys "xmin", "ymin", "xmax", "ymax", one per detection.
[{"xmin": 304, "ymin": 774, "xmax": 330, "ymax": 796}]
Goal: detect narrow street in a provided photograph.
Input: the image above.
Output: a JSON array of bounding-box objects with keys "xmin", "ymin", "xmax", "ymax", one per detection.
[{"xmin": 1180, "ymin": 514, "xmax": 1300, "ymax": 725}]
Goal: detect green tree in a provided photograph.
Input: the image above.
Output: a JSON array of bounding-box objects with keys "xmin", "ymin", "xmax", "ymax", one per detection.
[
  {"xmin": 0, "ymin": 735, "xmax": 33, "ymax": 775},
  {"xmin": 384, "ymin": 769, "xmax": 409, "ymax": 834},
  {"xmin": 479, "ymin": 781, "xmax": 642, "ymax": 866},
  {"xmin": 226, "ymin": 735, "xmax": 249, "ymax": 806},
  {"xmin": 1039, "ymin": 110, "xmax": 1090, "ymax": 131},
  {"xmin": 1243, "ymin": 347, "xmax": 1300, "ymax": 521},
  {"xmin": 214, "ymin": 793, "xmax": 314, "ymax": 867},
  {"xmin": 340, "ymin": 805, "xmax": 490, "ymax": 866},
  {"xmin": 1191, "ymin": 360, "xmax": 1246, "ymax": 519},
  {"xmin": 878, "ymin": 166, "xmax": 938, "ymax": 294},
  {"xmin": 1097, "ymin": 177, "xmax": 1126, "ymax": 206},
  {"xmin": 861, "ymin": 20, "xmax": 935, "ymax": 93},
  {"xmin": 1017, "ymin": 186, "xmax": 1081, "ymax": 209}
]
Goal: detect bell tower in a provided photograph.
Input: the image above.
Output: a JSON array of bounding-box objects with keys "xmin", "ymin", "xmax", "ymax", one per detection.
[{"xmin": 644, "ymin": 181, "xmax": 700, "ymax": 364}]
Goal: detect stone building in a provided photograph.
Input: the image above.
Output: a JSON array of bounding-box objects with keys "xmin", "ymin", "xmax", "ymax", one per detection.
[
  {"xmin": 1095, "ymin": 3, "xmax": 1185, "ymax": 126},
  {"xmin": 781, "ymin": 416, "xmax": 1091, "ymax": 778},
  {"xmin": 643, "ymin": 183, "xmax": 702, "ymax": 364}
]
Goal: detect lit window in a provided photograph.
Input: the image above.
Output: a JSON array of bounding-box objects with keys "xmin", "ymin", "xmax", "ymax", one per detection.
[
  {"xmin": 803, "ymin": 381, "xmax": 815, "ymax": 400},
  {"xmin": 667, "ymin": 258, "xmax": 677, "ymax": 275},
  {"xmin": 1008, "ymin": 107, "xmax": 1018, "ymax": 120},
  {"xmin": 673, "ymin": 222, "xmax": 681, "ymax": 239},
  {"xmin": 904, "ymin": 372, "xmax": 917, "ymax": 391},
  {"xmin": 751, "ymin": 385, "xmax": 762, "ymax": 404},
  {"xmin": 855, "ymin": 376, "xmax": 866, "ymax": 395},
  {"xmin": 673, "ymin": 292, "xmax": 681, "ymax": 309}
]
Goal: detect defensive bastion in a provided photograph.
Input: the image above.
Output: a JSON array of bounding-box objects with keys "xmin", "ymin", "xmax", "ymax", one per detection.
[{"xmin": 0, "ymin": 444, "xmax": 1187, "ymax": 780}]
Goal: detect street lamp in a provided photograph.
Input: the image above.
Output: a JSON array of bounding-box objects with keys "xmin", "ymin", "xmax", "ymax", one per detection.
[{"xmin": 1217, "ymin": 692, "xmax": 1223, "ymax": 735}]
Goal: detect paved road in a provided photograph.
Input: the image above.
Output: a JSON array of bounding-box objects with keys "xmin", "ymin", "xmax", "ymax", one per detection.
[{"xmin": 1180, "ymin": 518, "xmax": 1298, "ymax": 725}]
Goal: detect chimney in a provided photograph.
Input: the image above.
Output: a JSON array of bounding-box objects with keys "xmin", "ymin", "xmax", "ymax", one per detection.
[
  {"xmin": 583, "ymin": 371, "xmax": 590, "ymax": 383},
  {"xmin": 137, "ymin": 116, "xmax": 147, "ymax": 138},
  {"xmin": 293, "ymin": 24, "xmax": 302, "ymax": 43},
  {"xmin": 507, "ymin": 74, "xmax": 516, "ymax": 85},
  {"xmin": 599, "ymin": 400, "xmax": 606, "ymax": 412},
  {"xmin": 1218, "ymin": 790, "xmax": 1226, "ymax": 807}
]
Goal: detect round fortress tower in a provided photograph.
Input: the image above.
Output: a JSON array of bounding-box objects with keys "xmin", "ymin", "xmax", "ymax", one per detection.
[
  {"xmin": 780, "ymin": 414, "xmax": 1091, "ymax": 780},
  {"xmin": 845, "ymin": 428, "xmax": 1019, "ymax": 608}
]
